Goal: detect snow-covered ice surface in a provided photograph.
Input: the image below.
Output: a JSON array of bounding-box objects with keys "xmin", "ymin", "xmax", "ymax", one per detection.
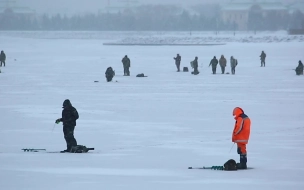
[
  {"xmin": 0, "ymin": 31, "xmax": 303, "ymax": 190},
  {"xmin": 2, "ymin": 30, "xmax": 304, "ymax": 44}
]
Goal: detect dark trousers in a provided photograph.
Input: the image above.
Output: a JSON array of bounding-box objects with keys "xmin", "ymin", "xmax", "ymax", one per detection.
[
  {"xmin": 106, "ymin": 74, "xmax": 113, "ymax": 82},
  {"xmin": 175, "ymin": 62, "xmax": 180, "ymax": 72},
  {"xmin": 192, "ymin": 67, "xmax": 199, "ymax": 75},
  {"xmin": 261, "ymin": 59, "xmax": 265, "ymax": 67},
  {"xmin": 63, "ymin": 125, "xmax": 77, "ymax": 150},
  {"xmin": 124, "ymin": 67, "xmax": 130, "ymax": 76},
  {"xmin": 220, "ymin": 66, "xmax": 225, "ymax": 74},
  {"xmin": 212, "ymin": 67, "xmax": 217, "ymax": 74},
  {"xmin": 237, "ymin": 144, "xmax": 247, "ymax": 164},
  {"xmin": 295, "ymin": 68, "xmax": 303, "ymax": 75},
  {"xmin": 0, "ymin": 60, "xmax": 5, "ymax": 67},
  {"xmin": 231, "ymin": 66, "xmax": 236, "ymax": 74}
]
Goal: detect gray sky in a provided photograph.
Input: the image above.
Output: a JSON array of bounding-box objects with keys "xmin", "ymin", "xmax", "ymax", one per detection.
[
  {"xmin": 3, "ymin": 0, "xmax": 301, "ymax": 16},
  {"xmin": 2, "ymin": 0, "xmax": 228, "ymax": 15}
]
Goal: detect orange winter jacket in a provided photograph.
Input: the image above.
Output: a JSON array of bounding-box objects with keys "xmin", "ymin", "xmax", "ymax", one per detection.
[{"xmin": 232, "ymin": 107, "xmax": 251, "ymax": 144}]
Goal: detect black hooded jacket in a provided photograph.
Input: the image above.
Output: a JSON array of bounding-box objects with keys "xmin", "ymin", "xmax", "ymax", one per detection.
[
  {"xmin": 105, "ymin": 67, "xmax": 115, "ymax": 78},
  {"xmin": 60, "ymin": 99, "xmax": 79, "ymax": 126},
  {"xmin": 209, "ymin": 56, "xmax": 218, "ymax": 68},
  {"xmin": 296, "ymin": 61, "xmax": 303, "ymax": 70},
  {"xmin": 0, "ymin": 51, "xmax": 6, "ymax": 61}
]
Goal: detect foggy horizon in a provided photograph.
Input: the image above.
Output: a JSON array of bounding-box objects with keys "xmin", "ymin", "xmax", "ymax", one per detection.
[
  {"xmin": 0, "ymin": 0, "xmax": 303, "ymax": 31},
  {"xmin": 0, "ymin": 0, "xmax": 302, "ymax": 16},
  {"xmin": 2, "ymin": 0, "xmax": 230, "ymax": 16}
]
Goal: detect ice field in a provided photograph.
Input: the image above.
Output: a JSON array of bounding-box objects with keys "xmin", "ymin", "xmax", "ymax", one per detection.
[{"xmin": 0, "ymin": 31, "xmax": 303, "ymax": 190}]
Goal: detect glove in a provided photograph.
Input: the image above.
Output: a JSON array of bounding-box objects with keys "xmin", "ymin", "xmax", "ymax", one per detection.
[{"xmin": 55, "ymin": 119, "xmax": 61, "ymax": 124}]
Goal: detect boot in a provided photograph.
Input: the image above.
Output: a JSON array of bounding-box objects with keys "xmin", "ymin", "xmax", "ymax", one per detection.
[
  {"xmin": 237, "ymin": 154, "xmax": 247, "ymax": 169},
  {"xmin": 237, "ymin": 162, "xmax": 247, "ymax": 169},
  {"xmin": 60, "ymin": 149, "xmax": 70, "ymax": 153},
  {"xmin": 63, "ymin": 146, "xmax": 73, "ymax": 152}
]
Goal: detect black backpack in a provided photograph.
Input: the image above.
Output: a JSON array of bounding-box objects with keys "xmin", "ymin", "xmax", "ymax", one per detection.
[
  {"xmin": 223, "ymin": 159, "xmax": 237, "ymax": 171},
  {"xmin": 70, "ymin": 145, "xmax": 88, "ymax": 153},
  {"xmin": 136, "ymin": 73, "xmax": 146, "ymax": 77}
]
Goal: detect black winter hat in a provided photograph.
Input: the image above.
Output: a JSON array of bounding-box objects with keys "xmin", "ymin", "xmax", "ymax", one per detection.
[{"xmin": 62, "ymin": 99, "xmax": 72, "ymax": 108}]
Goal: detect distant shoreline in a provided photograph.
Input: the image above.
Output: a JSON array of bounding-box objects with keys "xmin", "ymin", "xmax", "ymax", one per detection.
[{"xmin": 103, "ymin": 43, "xmax": 226, "ymax": 46}]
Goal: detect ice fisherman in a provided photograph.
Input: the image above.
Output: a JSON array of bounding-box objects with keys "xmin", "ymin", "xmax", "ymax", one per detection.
[{"xmin": 55, "ymin": 99, "xmax": 79, "ymax": 152}]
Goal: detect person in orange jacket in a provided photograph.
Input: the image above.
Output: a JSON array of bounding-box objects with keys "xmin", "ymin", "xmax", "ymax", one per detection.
[{"xmin": 232, "ymin": 107, "xmax": 251, "ymax": 169}]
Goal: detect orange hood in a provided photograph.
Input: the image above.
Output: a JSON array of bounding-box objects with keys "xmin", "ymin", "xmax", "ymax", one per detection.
[{"xmin": 233, "ymin": 107, "xmax": 244, "ymax": 117}]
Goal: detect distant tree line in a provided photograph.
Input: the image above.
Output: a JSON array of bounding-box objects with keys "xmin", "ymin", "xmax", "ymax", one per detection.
[
  {"xmin": 247, "ymin": 9, "xmax": 304, "ymax": 31},
  {"xmin": 0, "ymin": 4, "xmax": 303, "ymax": 31}
]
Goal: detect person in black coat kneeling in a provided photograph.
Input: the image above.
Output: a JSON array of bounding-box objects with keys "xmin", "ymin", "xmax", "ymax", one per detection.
[
  {"xmin": 295, "ymin": 60, "xmax": 303, "ymax": 75},
  {"xmin": 191, "ymin": 56, "xmax": 199, "ymax": 75},
  {"xmin": 105, "ymin": 67, "xmax": 115, "ymax": 82}
]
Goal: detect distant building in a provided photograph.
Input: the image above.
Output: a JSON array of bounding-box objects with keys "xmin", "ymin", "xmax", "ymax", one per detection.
[
  {"xmin": 0, "ymin": 0, "xmax": 35, "ymax": 20},
  {"xmin": 221, "ymin": 0, "xmax": 288, "ymax": 30},
  {"xmin": 99, "ymin": 0, "xmax": 140, "ymax": 14},
  {"xmin": 287, "ymin": 1, "xmax": 304, "ymax": 14},
  {"xmin": 287, "ymin": 1, "xmax": 304, "ymax": 33}
]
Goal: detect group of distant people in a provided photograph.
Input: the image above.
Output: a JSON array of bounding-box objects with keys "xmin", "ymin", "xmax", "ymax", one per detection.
[
  {"xmin": 209, "ymin": 55, "xmax": 238, "ymax": 75},
  {"xmin": 174, "ymin": 53, "xmax": 238, "ymax": 75},
  {"xmin": 173, "ymin": 51, "xmax": 303, "ymax": 76},
  {"xmin": 105, "ymin": 55, "xmax": 131, "ymax": 82},
  {"xmin": 104, "ymin": 51, "xmax": 302, "ymax": 82}
]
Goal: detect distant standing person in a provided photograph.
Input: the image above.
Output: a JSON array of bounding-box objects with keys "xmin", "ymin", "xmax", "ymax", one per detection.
[
  {"xmin": 0, "ymin": 50, "xmax": 6, "ymax": 67},
  {"xmin": 260, "ymin": 51, "xmax": 266, "ymax": 67},
  {"xmin": 219, "ymin": 55, "xmax": 227, "ymax": 74},
  {"xmin": 209, "ymin": 56, "xmax": 218, "ymax": 74},
  {"xmin": 122, "ymin": 55, "xmax": 131, "ymax": 76},
  {"xmin": 230, "ymin": 56, "xmax": 238, "ymax": 75},
  {"xmin": 191, "ymin": 56, "xmax": 199, "ymax": 75},
  {"xmin": 173, "ymin": 53, "xmax": 181, "ymax": 72}
]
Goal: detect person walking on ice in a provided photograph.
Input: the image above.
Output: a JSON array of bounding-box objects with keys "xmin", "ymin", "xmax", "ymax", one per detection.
[
  {"xmin": 230, "ymin": 56, "xmax": 238, "ymax": 75},
  {"xmin": 209, "ymin": 56, "xmax": 218, "ymax": 74},
  {"xmin": 219, "ymin": 55, "xmax": 227, "ymax": 74}
]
